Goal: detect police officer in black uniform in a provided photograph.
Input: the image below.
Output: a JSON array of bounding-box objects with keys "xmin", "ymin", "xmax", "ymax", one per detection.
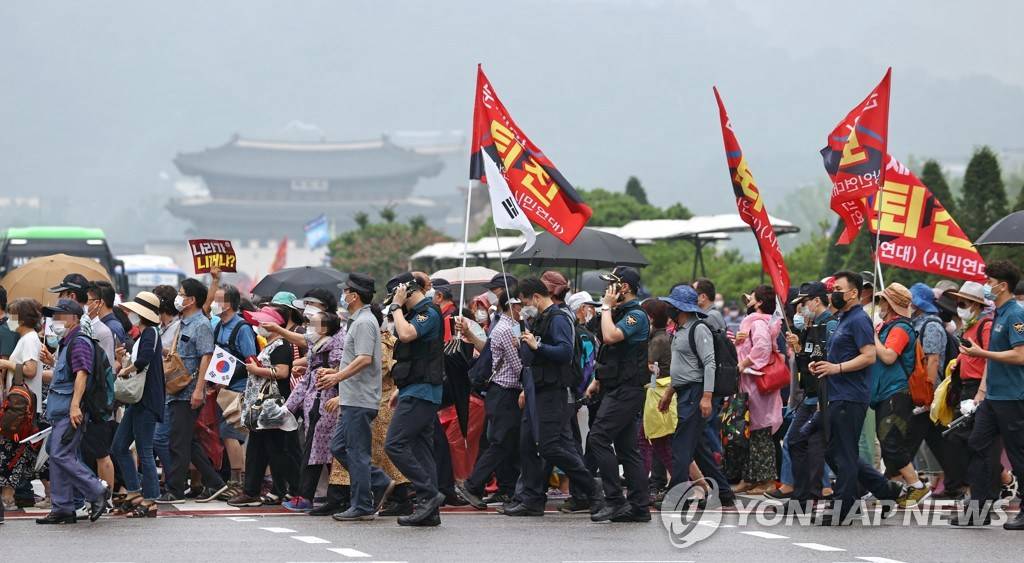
[
  {"xmin": 784, "ymin": 281, "xmax": 837, "ymax": 512},
  {"xmin": 383, "ymin": 272, "xmax": 446, "ymax": 527},
  {"xmin": 504, "ymin": 278, "xmax": 599, "ymax": 517},
  {"xmin": 586, "ymin": 266, "xmax": 651, "ymax": 522}
]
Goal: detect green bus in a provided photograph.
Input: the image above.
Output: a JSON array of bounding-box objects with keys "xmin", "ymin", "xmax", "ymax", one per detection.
[{"xmin": 0, "ymin": 226, "xmax": 129, "ymax": 296}]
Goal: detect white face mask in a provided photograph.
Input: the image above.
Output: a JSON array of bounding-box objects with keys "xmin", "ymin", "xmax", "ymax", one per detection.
[
  {"xmin": 484, "ymin": 290, "xmax": 499, "ymax": 307},
  {"xmin": 521, "ymin": 305, "xmax": 539, "ymax": 320},
  {"xmin": 51, "ymin": 321, "xmax": 67, "ymax": 338},
  {"xmin": 173, "ymin": 295, "xmax": 185, "ymax": 312},
  {"xmin": 211, "ymin": 301, "xmax": 225, "ymax": 317},
  {"xmin": 713, "ymin": 299, "xmax": 724, "ymax": 310},
  {"xmin": 474, "ymin": 309, "xmax": 488, "ymax": 323},
  {"xmin": 303, "ymin": 305, "xmax": 322, "ymax": 320},
  {"xmin": 957, "ymin": 307, "xmax": 975, "ymax": 321},
  {"xmin": 423, "ymin": 289, "xmax": 436, "ymax": 302},
  {"xmin": 792, "ymin": 313, "xmax": 806, "ymax": 331},
  {"xmin": 256, "ymin": 326, "xmax": 271, "ymax": 339},
  {"xmin": 6, "ymin": 317, "xmax": 19, "ymax": 331},
  {"xmin": 128, "ymin": 312, "xmax": 141, "ymax": 326}
]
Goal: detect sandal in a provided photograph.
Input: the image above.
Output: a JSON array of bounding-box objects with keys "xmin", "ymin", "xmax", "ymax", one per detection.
[
  {"xmin": 112, "ymin": 494, "xmax": 143, "ymax": 515},
  {"xmin": 126, "ymin": 501, "xmax": 158, "ymax": 518}
]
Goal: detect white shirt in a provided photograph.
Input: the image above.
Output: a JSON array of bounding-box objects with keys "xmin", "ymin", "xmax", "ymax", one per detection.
[
  {"xmin": 89, "ymin": 316, "xmax": 116, "ymax": 365},
  {"xmin": 7, "ymin": 331, "xmax": 43, "ymax": 413}
]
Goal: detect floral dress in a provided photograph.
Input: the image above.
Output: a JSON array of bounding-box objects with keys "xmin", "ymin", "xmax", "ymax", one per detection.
[{"xmin": 285, "ymin": 330, "xmax": 344, "ymax": 466}]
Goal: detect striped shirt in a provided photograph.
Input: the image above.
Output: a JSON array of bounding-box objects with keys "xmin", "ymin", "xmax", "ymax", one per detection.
[{"xmin": 489, "ymin": 314, "xmax": 523, "ymax": 390}]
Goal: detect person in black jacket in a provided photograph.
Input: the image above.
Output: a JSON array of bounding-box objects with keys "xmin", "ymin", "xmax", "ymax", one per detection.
[{"xmin": 503, "ymin": 278, "xmax": 598, "ymax": 517}]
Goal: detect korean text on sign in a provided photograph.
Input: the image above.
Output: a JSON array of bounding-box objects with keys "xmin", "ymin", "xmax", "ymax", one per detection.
[{"xmin": 188, "ymin": 238, "xmax": 237, "ymax": 274}]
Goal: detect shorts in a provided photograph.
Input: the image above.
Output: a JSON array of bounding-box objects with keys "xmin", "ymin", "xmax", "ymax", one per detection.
[
  {"xmin": 874, "ymin": 391, "xmax": 915, "ymax": 476},
  {"xmin": 220, "ymin": 420, "xmax": 248, "ymax": 443},
  {"xmin": 82, "ymin": 419, "xmax": 117, "ymax": 462}
]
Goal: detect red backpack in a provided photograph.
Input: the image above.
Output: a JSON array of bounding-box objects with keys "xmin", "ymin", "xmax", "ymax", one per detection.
[{"xmin": 1, "ymin": 364, "xmax": 37, "ymax": 442}]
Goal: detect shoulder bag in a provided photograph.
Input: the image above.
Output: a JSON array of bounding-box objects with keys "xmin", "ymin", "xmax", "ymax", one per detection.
[{"xmin": 164, "ymin": 324, "xmax": 193, "ymax": 395}]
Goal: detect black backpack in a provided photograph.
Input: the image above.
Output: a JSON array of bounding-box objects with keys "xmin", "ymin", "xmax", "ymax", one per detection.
[
  {"xmin": 75, "ymin": 335, "xmax": 115, "ymax": 423},
  {"xmin": 687, "ymin": 320, "xmax": 739, "ymax": 397},
  {"xmin": 921, "ymin": 317, "xmax": 961, "ymax": 379},
  {"xmin": 216, "ymin": 320, "xmax": 253, "ymax": 388}
]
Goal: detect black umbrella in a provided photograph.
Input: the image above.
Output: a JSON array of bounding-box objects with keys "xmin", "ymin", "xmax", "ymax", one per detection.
[
  {"xmin": 505, "ymin": 228, "xmax": 649, "ymax": 269},
  {"xmin": 975, "ymin": 211, "xmax": 1024, "ymax": 246},
  {"xmin": 251, "ymin": 266, "xmax": 348, "ymax": 299}
]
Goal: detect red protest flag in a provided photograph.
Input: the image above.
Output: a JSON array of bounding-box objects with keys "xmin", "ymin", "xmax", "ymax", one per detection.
[
  {"xmin": 867, "ymin": 156, "xmax": 986, "ymax": 282},
  {"xmin": 713, "ymin": 87, "xmax": 790, "ymax": 299},
  {"xmin": 469, "ymin": 65, "xmax": 592, "ymax": 245},
  {"xmin": 269, "ymin": 236, "xmax": 288, "ymax": 273},
  {"xmin": 821, "ymin": 68, "xmax": 892, "ymax": 244}
]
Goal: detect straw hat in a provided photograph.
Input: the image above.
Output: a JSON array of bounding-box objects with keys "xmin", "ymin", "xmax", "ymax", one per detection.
[
  {"xmin": 874, "ymin": 282, "xmax": 912, "ymax": 318},
  {"xmin": 119, "ymin": 291, "xmax": 162, "ymax": 325}
]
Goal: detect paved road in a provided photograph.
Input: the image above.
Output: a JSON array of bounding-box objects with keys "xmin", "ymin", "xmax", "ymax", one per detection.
[{"xmin": 2, "ymin": 501, "xmax": 1020, "ymax": 563}]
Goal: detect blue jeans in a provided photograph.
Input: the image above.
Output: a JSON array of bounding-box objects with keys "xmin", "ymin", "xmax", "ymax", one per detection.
[
  {"xmin": 111, "ymin": 404, "xmax": 160, "ymax": 500},
  {"xmin": 153, "ymin": 403, "xmax": 172, "ymax": 472},
  {"xmin": 668, "ymin": 384, "xmax": 732, "ymax": 500},
  {"xmin": 332, "ymin": 406, "xmax": 391, "ymax": 513},
  {"xmin": 48, "ymin": 417, "xmax": 107, "ymax": 514}
]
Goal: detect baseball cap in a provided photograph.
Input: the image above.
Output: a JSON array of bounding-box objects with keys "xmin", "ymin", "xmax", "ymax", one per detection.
[
  {"xmin": 600, "ymin": 266, "xmax": 641, "ymax": 292},
  {"xmin": 343, "ymin": 272, "xmax": 376, "ymax": 296},
  {"xmin": 48, "ymin": 273, "xmax": 89, "ymax": 294},
  {"xmin": 791, "ymin": 281, "xmax": 828, "ymax": 305},
  {"xmin": 43, "ymin": 298, "xmax": 85, "ymax": 318}
]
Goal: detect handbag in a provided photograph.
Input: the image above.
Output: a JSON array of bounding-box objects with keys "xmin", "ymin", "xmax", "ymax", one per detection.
[
  {"xmin": 217, "ymin": 388, "xmax": 244, "ymax": 430},
  {"xmin": 751, "ymin": 320, "xmax": 791, "ymax": 394},
  {"xmin": 163, "ymin": 324, "xmax": 193, "ymax": 395},
  {"xmin": 115, "ymin": 328, "xmax": 156, "ymax": 404},
  {"xmin": 244, "ymin": 380, "xmax": 297, "ymax": 432}
]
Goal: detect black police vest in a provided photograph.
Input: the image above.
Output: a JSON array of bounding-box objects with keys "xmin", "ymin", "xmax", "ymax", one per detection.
[
  {"xmin": 795, "ymin": 319, "xmax": 829, "ymax": 398},
  {"xmin": 530, "ymin": 307, "xmax": 573, "ymax": 389},
  {"xmin": 595, "ymin": 302, "xmax": 649, "ymax": 389},
  {"xmin": 391, "ymin": 305, "xmax": 445, "ymax": 389}
]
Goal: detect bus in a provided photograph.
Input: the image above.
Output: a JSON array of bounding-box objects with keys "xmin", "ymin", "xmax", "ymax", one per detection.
[
  {"xmin": 119, "ymin": 254, "xmax": 187, "ymax": 299},
  {"xmin": 0, "ymin": 226, "xmax": 129, "ymax": 296}
]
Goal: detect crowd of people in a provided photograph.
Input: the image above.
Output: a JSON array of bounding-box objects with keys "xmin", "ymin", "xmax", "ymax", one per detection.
[{"xmin": 1, "ymin": 260, "xmax": 1023, "ymax": 530}]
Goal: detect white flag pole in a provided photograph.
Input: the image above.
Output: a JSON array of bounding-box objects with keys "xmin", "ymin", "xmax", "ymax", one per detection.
[
  {"xmin": 494, "ymin": 223, "xmax": 511, "ymax": 299},
  {"xmin": 458, "ymin": 180, "xmax": 474, "ymax": 318}
]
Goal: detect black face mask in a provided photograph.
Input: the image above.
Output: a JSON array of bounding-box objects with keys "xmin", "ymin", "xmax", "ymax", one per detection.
[{"xmin": 830, "ymin": 290, "xmax": 848, "ymax": 310}]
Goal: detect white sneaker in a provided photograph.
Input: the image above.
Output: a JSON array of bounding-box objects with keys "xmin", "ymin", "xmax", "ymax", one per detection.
[{"xmin": 75, "ymin": 505, "xmax": 90, "ymax": 519}]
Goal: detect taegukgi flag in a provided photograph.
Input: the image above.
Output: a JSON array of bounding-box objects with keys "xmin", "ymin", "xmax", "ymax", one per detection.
[{"xmin": 482, "ymin": 149, "xmax": 536, "ymax": 250}]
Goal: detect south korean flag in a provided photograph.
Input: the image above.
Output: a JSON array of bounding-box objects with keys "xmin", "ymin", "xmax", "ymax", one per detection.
[{"xmin": 483, "ymin": 154, "xmax": 536, "ymax": 251}]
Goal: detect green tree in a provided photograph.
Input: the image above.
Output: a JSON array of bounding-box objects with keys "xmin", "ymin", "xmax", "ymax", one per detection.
[
  {"xmin": 379, "ymin": 207, "xmax": 397, "ymax": 224},
  {"xmin": 409, "ymin": 215, "xmax": 427, "ymax": 233},
  {"xmin": 354, "ymin": 211, "xmax": 369, "ymax": 230},
  {"xmin": 624, "ymin": 176, "xmax": 649, "ymax": 205},
  {"xmin": 330, "ymin": 218, "xmax": 450, "ymax": 286},
  {"xmin": 1013, "ymin": 183, "xmax": 1024, "ymax": 212},
  {"xmin": 958, "ymin": 146, "xmax": 1008, "ymax": 240},
  {"xmin": 920, "ymin": 159, "xmax": 957, "ymax": 218}
]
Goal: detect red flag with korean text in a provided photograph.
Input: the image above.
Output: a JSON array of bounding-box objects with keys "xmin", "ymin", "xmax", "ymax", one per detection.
[
  {"xmin": 714, "ymin": 88, "xmax": 790, "ymax": 299},
  {"xmin": 821, "ymin": 68, "xmax": 891, "ymax": 244},
  {"xmin": 470, "ymin": 65, "xmax": 592, "ymax": 245},
  {"xmin": 867, "ymin": 156, "xmax": 986, "ymax": 282}
]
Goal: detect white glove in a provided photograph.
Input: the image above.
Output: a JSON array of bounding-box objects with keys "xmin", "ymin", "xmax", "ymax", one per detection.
[{"xmin": 959, "ymin": 399, "xmax": 978, "ymax": 417}]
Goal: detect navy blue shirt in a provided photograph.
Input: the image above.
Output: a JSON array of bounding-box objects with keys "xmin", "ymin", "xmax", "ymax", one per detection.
[
  {"xmin": 102, "ymin": 313, "xmax": 128, "ymax": 346},
  {"xmin": 826, "ymin": 304, "xmax": 875, "ymax": 404},
  {"xmin": 398, "ymin": 297, "xmax": 443, "ymax": 405},
  {"xmin": 534, "ymin": 305, "xmax": 573, "ymax": 364}
]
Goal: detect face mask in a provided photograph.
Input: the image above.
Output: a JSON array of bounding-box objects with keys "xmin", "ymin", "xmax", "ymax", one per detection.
[
  {"xmin": 128, "ymin": 312, "xmax": 141, "ymax": 326},
  {"xmin": 256, "ymin": 326, "xmax": 270, "ymax": 339},
  {"xmin": 303, "ymin": 305, "xmax": 322, "ymax": 320},
  {"xmin": 521, "ymin": 305, "xmax": 539, "ymax": 320},
  {"xmin": 304, "ymin": 330, "xmax": 318, "ymax": 344},
  {"xmin": 792, "ymin": 314, "xmax": 806, "ymax": 331},
  {"xmin": 46, "ymin": 334, "xmax": 60, "ymax": 349},
  {"xmin": 474, "ymin": 309, "xmax": 488, "ymax": 323},
  {"xmin": 173, "ymin": 295, "xmax": 185, "ymax": 312},
  {"xmin": 51, "ymin": 321, "xmax": 67, "ymax": 338},
  {"xmin": 6, "ymin": 318, "xmax": 19, "ymax": 331},
  {"xmin": 210, "ymin": 301, "xmax": 223, "ymax": 317},
  {"xmin": 829, "ymin": 290, "xmax": 847, "ymax": 310},
  {"xmin": 584, "ymin": 312, "xmax": 594, "ymax": 324},
  {"xmin": 713, "ymin": 299, "xmax": 724, "ymax": 310},
  {"xmin": 484, "ymin": 290, "xmax": 499, "ymax": 307},
  {"xmin": 957, "ymin": 307, "xmax": 974, "ymax": 321},
  {"xmin": 423, "ymin": 289, "xmax": 436, "ymax": 302}
]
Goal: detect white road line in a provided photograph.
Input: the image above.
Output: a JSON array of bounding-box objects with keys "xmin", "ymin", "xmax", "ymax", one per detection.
[
  {"xmin": 261, "ymin": 527, "xmax": 298, "ymax": 533},
  {"xmin": 856, "ymin": 558, "xmax": 908, "ymax": 563},
  {"xmin": 291, "ymin": 536, "xmax": 332, "ymax": 544},
  {"xmin": 226, "ymin": 516, "xmax": 257, "ymax": 522},
  {"xmin": 793, "ymin": 543, "xmax": 845, "ymax": 552},
  {"xmin": 327, "ymin": 548, "xmax": 371, "ymax": 558},
  {"xmin": 740, "ymin": 531, "xmax": 789, "ymax": 539}
]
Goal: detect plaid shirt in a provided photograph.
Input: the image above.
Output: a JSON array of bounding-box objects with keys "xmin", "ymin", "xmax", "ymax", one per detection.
[{"xmin": 489, "ymin": 314, "xmax": 523, "ymax": 390}]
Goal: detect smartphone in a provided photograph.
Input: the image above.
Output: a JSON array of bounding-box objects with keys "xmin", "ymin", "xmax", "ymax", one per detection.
[
  {"xmin": 511, "ymin": 323, "xmax": 522, "ymax": 339},
  {"xmin": 959, "ymin": 337, "xmax": 973, "ymax": 348}
]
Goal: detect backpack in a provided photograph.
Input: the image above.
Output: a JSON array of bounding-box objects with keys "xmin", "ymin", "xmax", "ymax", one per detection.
[
  {"xmin": 688, "ymin": 320, "xmax": 740, "ymax": 397},
  {"xmin": 572, "ymin": 325, "xmax": 598, "ymax": 398},
  {"xmin": 0, "ymin": 364, "xmax": 37, "ymax": 441},
  {"xmin": 216, "ymin": 319, "xmax": 255, "ymax": 388},
  {"xmin": 76, "ymin": 335, "xmax": 115, "ymax": 423},
  {"xmin": 908, "ymin": 318, "xmax": 957, "ymax": 407}
]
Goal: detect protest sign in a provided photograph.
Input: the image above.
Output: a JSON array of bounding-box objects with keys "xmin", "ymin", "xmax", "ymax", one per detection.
[{"xmin": 189, "ymin": 239, "xmax": 237, "ymax": 273}]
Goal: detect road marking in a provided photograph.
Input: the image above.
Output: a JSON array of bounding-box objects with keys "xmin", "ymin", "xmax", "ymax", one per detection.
[
  {"xmin": 291, "ymin": 536, "xmax": 332, "ymax": 544},
  {"xmin": 327, "ymin": 548, "xmax": 371, "ymax": 558},
  {"xmin": 227, "ymin": 516, "xmax": 257, "ymax": 522},
  {"xmin": 793, "ymin": 543, "xmax": 845, "ymax": 552},
  {"xmin": 740, "ymin": 531, "xmax": 789, "ymax": 539},
  {"xmin": 261, "ymin": 527, "xmax": 298, "ymax": 533},
  {"xmin": 856, "ymin": 558, "xmax": 908, "ymax": 563}
]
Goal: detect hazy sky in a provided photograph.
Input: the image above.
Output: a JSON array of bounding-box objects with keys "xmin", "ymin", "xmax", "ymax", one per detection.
[{"xmin": 2, "ymin": 1, "xmax": 1022, "ymax": 244}]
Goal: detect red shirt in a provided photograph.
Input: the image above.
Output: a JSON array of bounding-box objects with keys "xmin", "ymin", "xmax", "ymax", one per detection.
[{"xmin": 959, "ymin": 315, "xmax": 993, "ymax": 380}]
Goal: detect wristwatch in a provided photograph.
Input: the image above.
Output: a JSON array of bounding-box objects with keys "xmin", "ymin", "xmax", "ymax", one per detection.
[{"xmin": 601, "ymin": 304, "xmax": 611, "ymax": 312}]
